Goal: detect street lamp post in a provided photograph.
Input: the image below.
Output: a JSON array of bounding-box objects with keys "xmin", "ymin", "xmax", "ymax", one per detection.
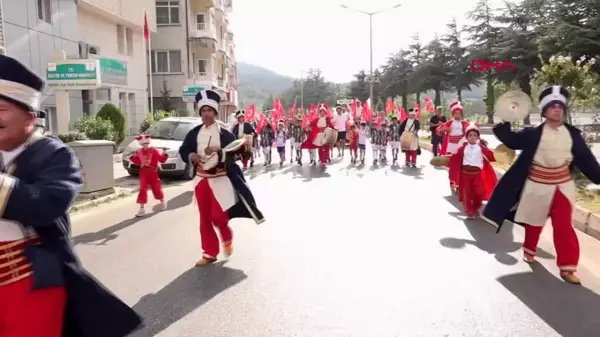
[
  {"xmin": 300, "ymin": 70, "xmax": 304, "ymax": 110},
  {"xmin": 341, "ymin": 3, "xmax": 401, "ymax": 107}
]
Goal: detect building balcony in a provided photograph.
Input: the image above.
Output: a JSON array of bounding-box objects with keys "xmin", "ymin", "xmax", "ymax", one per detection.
[
  {"xmin": 194, "ymin": 72, "xmax": 219, "ymax": 85},
  {"xmin": 189, "ymin": 24, "xmax": 218, "ymax": 42}
]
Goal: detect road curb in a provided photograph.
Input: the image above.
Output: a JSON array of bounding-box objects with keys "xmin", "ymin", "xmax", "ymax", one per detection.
[
  {"xmin": 70, "ymin": 187, "xmax": 138, "ymax": 213},
  {"xmin": 418, "ymin": 140, "xmax": 600, "ymax": 242}
]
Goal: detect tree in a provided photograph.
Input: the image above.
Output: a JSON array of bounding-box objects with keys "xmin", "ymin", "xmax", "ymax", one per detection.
[
  {"xmin": 441, "ymin": 18, "xmax": 479, "ymax": 101},
  {"xmin": 158, "ymin": 80, "xmax": 174, "ymax": 112},
  {"xmin": 534, "ymin": 55, "xmax": 599, "ymax": 123},
  {"xmin": 262, "ymin": 94, "xmax": 274, "ymax": 111},
  {"xmin": 465, "ymin": 0, "xmax": 501, "ymax": 123},
  {"xmin": 379, "ymin": 50, "xmax": 413, "ymax": 109},
  {"xmin": 413, "ymin": 36, "xmax": 453, "ymax": 106},
  {"xmin": 279, "ymin": 68, "xmax": 338, "ymax": 108}
]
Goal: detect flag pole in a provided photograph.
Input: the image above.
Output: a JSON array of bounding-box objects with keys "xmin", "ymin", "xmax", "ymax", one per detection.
[{"xmin": 145, "ymin": 10, "xmax": 154, "ymax": 118}]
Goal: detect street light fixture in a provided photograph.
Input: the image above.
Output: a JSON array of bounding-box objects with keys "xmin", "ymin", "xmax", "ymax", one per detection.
[{"xmin": 341, "ymin": 3, "xmax": 402, "ymax": 107}]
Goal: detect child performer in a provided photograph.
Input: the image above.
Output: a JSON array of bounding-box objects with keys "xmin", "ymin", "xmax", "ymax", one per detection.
[
  {"xmin": 129, "ymin": 134, "xmax": 168, "ymax": 217},
  {"xmin": 357, "ymin": 121, "xmax": 368, "ymax": 165},
  {"xmin": 378, "ymin": 120, "xmax": 390, "ymax": 163},
  {"xmin": 389, "ymin": 116, "xmax": 402, "ymax": 164},
  {"xmin": 260, "ymin": 121, "xmax": 275, "ymax": 167},
  {"xmin": 276, "ymin": 120, "xmax": 287, "ymax": 167},
  {"xmin": 449, "ymin": 123, "xmax": 497, "ymax": 219},
  {"xmin": 347, "ymin": 123, "xmax": 359, "ymax": 164},
  {"xmin": 290, "ymin": 116, "xmax": 306, "ymax": 165},
  {"xmin": 398, "ymin": 109, "xmax": 421, "ymax": 167},
  {"xmin": 371, "ymin": 122, "xmax": 381, "ymax": 165}
]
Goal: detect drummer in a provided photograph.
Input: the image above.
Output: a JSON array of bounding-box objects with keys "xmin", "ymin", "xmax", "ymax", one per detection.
[
  {"xmin": 301, "ymin": 104, "xmax": 335, "ymax": 168},
  {"xmin": 398, "ymin": 108, "xmax": 421, "ymax": 167},
  {"xmin": 231, "ymin": 110, "xmax": 257, "ymax": 170},
  {"xmin": 178, "ymin": 89, "xmax": 265, "ymax": 266}
]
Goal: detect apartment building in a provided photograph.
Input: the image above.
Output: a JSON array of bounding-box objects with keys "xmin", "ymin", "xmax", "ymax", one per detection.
[
  {"xmin": 2, "ymin": 0, "xmax": 155, "ymax": 135},
  {"xmin": 150, "ymin": 0, "xmax": 238, "ymax": 120},
  {"xmin": 76, "ymin": 0, "xmax": 155, "ymax": 134}
]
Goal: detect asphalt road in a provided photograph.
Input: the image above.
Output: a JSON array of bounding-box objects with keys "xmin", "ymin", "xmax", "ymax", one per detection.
[{"xmin": 71, "ymin": 147, "xmax": 600, "ymax": 337}]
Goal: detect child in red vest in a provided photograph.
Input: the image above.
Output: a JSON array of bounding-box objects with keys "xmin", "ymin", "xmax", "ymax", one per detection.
[
  {"xmin": 129, "ymin": 134, "xmax": 168, "ymax": 217},
  {"xmin": 449, "ymin": 123, "xmax": 498, "ymax": 219},
  {"xmin": 347, "ymin": 123, "xmax": 359, "ymax": 163}
]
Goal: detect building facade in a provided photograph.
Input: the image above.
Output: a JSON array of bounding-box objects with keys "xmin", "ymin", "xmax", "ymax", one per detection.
[
  {"xmin": 150, "ymin": 0, "xmax": 237, "ymax": 120},
  {"xmin": 2, "ymin": 0, "xmax": 155, "ymax": 135}
]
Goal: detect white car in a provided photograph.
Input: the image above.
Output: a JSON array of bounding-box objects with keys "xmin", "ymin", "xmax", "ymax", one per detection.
[{"xmin": 122, "ymin": 117, "xmax": 204, "ymax": 180}]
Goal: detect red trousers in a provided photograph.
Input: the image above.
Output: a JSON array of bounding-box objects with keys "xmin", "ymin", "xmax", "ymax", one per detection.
[
  {"xmin": 137, "ymin": 168, "xmax": 164, "ymax": 204},
  {"xmin": 195, "ymin": 178, "xmax": 233, "ymax": 259},
  {"xmin": 460, "ymin": 168, "xmax": 485, "ymax": 215},
  {"xmin": 318, "ymin": 146, "xmax": 329, "ymax": 164},
  {"xmin": 0, "ymin": 276, "xmax": 66, "ymax": 337},
  {"xmin": 523, "ymin": 189, "xmax": 579, "ymax": 272},
  {"xmin": 404, "ymin": 150, "xmax": 417, "ymax": 164}
]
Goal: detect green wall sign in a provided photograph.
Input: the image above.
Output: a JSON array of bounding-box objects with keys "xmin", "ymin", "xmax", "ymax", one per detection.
[
  {"xmin": 99, "ymin": 58, "xmax": 127, "ymax": 86},
  {"xmin": 46, "ymin": 60, "xmax": 100, "ymax": 89},
  {"xmin": 182, "ymin": 86, "xmax": 205, "ymax": 102}
]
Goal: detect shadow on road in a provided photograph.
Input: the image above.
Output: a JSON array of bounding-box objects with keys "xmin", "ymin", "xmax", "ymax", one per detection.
[
  {"xmin": 440, "ymin": 196, "xmax": 555, "ymax": 265},
  {"xmin": 72, "ymin": 191, "xmax": 194, "ymax": 246},
  {"xmin": 400, "ymin": 166, "xmax": 424, "ymax": 179},
  {"xmin": 130, "ymin": 262, "xmax": 248, "ymax": 337},
  {"xmin": 497, "ymin": 263, "xmax": 600, "ymax": 337}
]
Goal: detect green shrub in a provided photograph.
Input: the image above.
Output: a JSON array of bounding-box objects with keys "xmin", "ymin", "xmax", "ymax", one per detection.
[
  {"xmin": 58, "ymin": 132, "xmax": 88, "ymax": 143},
  {"xmin": 96, "ymin": 103, "xmax": 126, "ymax": 144},
  {"xmin": 139, "ymin": 109, "xmax": 178, "ymax": 132},
  {"xmin": 74, "ymin": 116, "xmax": 117, "ymax": 142}
]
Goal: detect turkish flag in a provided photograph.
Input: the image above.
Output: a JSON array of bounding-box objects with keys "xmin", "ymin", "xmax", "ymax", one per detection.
[
  {"xmin": 245, "ymin": 104, "xmax": 256, "ymax": 121},
  {"xmin": 143, "ymin": 12, "xmax": 149, "ymax": 40}
]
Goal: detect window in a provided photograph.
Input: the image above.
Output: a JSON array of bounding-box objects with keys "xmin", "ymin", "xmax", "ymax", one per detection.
[
  {"xmin": 126, "ymin": 28, "xmax": 134, "ymax": 56},
  {"xmin": 119, "ymin": 92, "xmax": 127, "ymax": 110},
  {"xmin": 117, "ymin": 25, "xmax": 125, "ymax": 54},
  {"xmin": 197, "ymin": 59, "xmax": 207, "ymax": 75},
  {"xmin": 144, "ymin": 121, "xmax": 198, "ymax": 141},
  {"xmin": 37, "ymin": 0, "xmax": 52, "ymax": 23},
  {"xmin": 151, "ymin": 50, "xmax": 181, "ymax": 73},
  {"xmin": 44, "ymin": 107, "xmax": 57, "ymax": 134},
  {"xmin": 156, "ymin": 1, "xmax": 179, "ymax": 25},
  {"xmin": 196, "ymin": 14, "xmax": 205, "ymax": 30}
]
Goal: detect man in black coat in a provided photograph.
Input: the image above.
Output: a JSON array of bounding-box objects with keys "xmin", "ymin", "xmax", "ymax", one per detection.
[
  {"xmin": 0, "ymin": 55, "xmax": 142, "ymax": 336},
  {"xmin": 231, "ymin": 110, "xmax": 256, "ymax": 169}
]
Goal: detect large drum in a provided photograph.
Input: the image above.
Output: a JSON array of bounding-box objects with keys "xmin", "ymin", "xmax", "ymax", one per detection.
[
  {"xmin": 400, "ymin": 132, "xmax": 414, "ymax": 151},
  {"xmin": 323, "ymin": 127, "xmax": 338, "ymax": 146},
  {"xmin": 243, "ymin": 134, "xmax": 253, "ymax": 152}
]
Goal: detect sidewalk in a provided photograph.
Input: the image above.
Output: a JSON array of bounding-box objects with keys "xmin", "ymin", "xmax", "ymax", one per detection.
[{"xmin": 418, "ymin": 138, "xmax": 600, "ymax": 242}]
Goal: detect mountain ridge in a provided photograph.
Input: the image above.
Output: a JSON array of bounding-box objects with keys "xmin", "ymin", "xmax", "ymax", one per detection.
[{"xmin": 237, "ymin": 62, "xmax": 295, "ymax": 108}]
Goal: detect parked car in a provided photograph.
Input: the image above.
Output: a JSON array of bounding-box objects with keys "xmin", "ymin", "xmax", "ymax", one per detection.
[{"xmin": 121, "ymin": 117, "xmax": 204, "ymax": 180}]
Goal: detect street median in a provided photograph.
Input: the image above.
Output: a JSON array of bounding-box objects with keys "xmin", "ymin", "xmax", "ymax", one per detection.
[{"xmin": 418, "ymin": 139, "xmax": 600, "ymax": 242}]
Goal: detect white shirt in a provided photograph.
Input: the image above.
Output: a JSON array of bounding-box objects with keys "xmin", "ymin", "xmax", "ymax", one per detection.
[
  {"xmin": 450, "ymin": 120, "xmax": 464, "ymax": 136},
  {"xmin": 358, "ymin": 129, "xmax": 367, "ymax": 144},
  {"xmin": 276, "ymin": 131, "xmax": 286, "ymax": 147},
  {"xmin": 463, "ymin": 144, "xmax": 483, "ymax": 168},
  {"xmin": 334, "ymin": 113, "xmax": 348, "ymax": 131},
  {"xmin": 237, "ymin": 122, "xmax": 245, "ymax": 138},
  {"xmin": 0, "ymin": 142, "xmax": 28, "ymax": 241},
  {"xmin": 194, "ymin": 123, "xmax": 237, "ymax": 211}
]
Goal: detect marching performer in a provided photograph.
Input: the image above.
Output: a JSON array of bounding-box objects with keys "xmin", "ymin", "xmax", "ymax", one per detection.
[
  {"xmin": 231, "ymin": 110, "xmax": 256, "ymax": 169},
  {"xmin": 448, "ymin": 123, "xmax": 497, "ymax": 219},
  {"xmin": 290, "ymin": 115, "xmax": 306, "ymax": 165},
  {"xmin": 398, "ymin": 108, "xmax": 421, "ymax": 167},
  {"xmin": 275, "ymin": 120, "xmax": 287, "ymax": 167},
  {"xmin": 436, "ymin": 101, "xmax": 470, "ymax": 188},
  {"xmin": 179, "ymin": 89, "xmax": 265, "ymax": 266},
  {"xmin": 260, "ymin": 120, "xmax": 275, "ymax": 167},
  {"xmin": 129, "ymin": 134, "xmax": 168, "ymax": 217},
  {"xmin": 301, "ymin": 104, "xmax": 335, "ymax": 168},
  {"xmin": 334, "ymin": 105, "xmax": 349, "ymax": 158},
  {"xmin": 347, "ymin": 122, "xmax": 359, "ymax": 164},
  {"xmin": 378, "ymin": 120, "xmax": 390, "ymax": 163},
  {"xmin": 357, "ymin": 120, "xmax": 368, "ymax": 165},
  {"xmin": 0, "ymin": 54, "xmax": 142, "ymax": 336},
  {"xmin": 389, "ymin": 115, "xmax": 402, "ymax": 164},
  {"xmin": 482, "ymin": 86, "xmax": 600, "ymax": 284}
]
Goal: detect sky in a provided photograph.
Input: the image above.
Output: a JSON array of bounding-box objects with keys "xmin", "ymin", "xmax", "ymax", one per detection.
[{"xmin": 231, "ymin": 0, "xmax": 504, "ymax": 83}]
